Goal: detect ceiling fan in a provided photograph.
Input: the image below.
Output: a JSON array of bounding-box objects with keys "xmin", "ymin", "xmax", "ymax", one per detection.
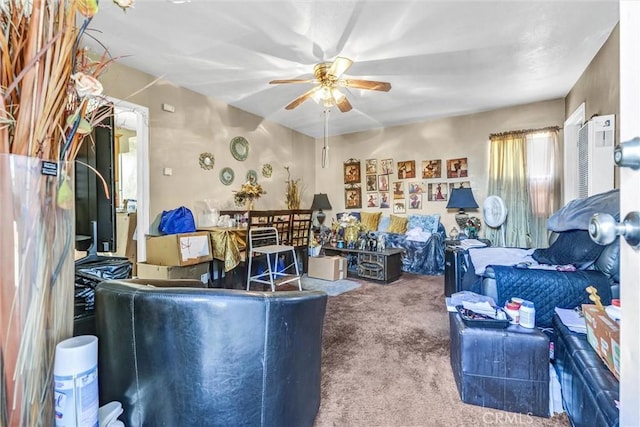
[{"xmin": 269, "ymin": 57, "xmax": 391, "ymax": 112}]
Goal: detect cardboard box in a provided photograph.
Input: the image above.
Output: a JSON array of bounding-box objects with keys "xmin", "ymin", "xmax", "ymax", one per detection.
[
  {"xmin": 137, "ymin": 262, "xmax": 211, "ymax": 285},
  {"xmin": 582, "ymin": 304, "xmax": 620, "ymax": 379},
  {"xmin": 145, "ymin": 232, "xmax": 212, "ymax": 266},
  {"xmin": 308, "ymin": 256, "xmax": 346, "ymax": 281}
]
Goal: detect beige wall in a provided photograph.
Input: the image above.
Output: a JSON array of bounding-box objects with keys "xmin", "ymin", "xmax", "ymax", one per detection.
[
  {"xmin": 314, "ymin": 99, "xmax": 565, "ymax": 233},
  {"xmin": 100, "ymin": 62, "xmax": 315, "ymax": 224},
  {"xmin": 565, "ymin": 24, "xmax": 620, "ymax": 128},
  {"xmin": 565, "ymin": 23, "xmax": 620, "ymax": 187}
]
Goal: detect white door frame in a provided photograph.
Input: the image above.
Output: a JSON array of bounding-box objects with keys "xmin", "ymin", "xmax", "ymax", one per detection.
[
  {"xmin": 562, "ymin": 102, "xmax": 585, "ymax": 205},
  {"xmin": 619, "ymin": 2, "xmax": 640, "ymax": 425},
  {"xmin": 108, "ymin": 97, "xmax": 150, "ymax": 263}
]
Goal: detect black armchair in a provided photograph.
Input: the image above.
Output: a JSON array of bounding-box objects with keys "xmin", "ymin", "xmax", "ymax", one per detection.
[{"xmin": 95, "ymin": 279, "xmax": 327, "ymax": 427}]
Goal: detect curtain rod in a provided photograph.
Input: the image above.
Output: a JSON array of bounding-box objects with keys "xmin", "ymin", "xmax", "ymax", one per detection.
[{"xmin": 489, "ymin": 125, "xmax": 560, "ymax": 139}]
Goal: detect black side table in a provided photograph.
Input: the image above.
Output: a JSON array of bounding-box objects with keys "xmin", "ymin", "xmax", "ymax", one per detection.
[{"xmin": 443, "ymin": 239, "xmax": 491, "ymax": 297}]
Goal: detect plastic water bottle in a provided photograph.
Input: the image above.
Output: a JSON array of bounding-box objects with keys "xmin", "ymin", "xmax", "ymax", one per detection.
[{"xmin": 519, "ymin": 301, "xmax": 536, "ymax": 328}]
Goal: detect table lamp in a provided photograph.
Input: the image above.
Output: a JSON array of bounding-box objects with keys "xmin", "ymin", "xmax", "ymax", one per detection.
[
  {"xmin": 311, "ymin": 193, "xmax": 332, "ymax": 226},
  {"xmin": 446, "ymin": 187, "xmax": 479, "ymax": 229}
]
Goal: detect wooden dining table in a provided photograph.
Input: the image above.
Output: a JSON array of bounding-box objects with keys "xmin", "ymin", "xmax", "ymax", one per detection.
[{"xmin": 198, "ymin": 226, "xmax": 248, "ymax": 272}]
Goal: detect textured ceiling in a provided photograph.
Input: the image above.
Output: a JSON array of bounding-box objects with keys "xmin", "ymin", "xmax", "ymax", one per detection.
[{"xmin": 88, "ymin": 1, "xmax": 619, "ymax": 138}]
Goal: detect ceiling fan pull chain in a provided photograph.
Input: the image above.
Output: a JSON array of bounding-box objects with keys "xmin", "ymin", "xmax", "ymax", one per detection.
[{"xmin": 322, "ymin": 109, "xmax": 330, "ymax": 168}]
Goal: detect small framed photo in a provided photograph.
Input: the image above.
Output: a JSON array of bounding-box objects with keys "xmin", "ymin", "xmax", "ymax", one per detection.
[
  {"xmin": 380, "ymin": 192, "xmax": 390, "ymax": 208},
  {"xmin": 427, "ymin": 182, "xmax": 448, "ymax": 201},
  {"xmin": 381, "ymin": 158, "xmax": 394, "ymax": 175},
  {"xmin": 366, "ymin": 174, "xmax": 377, "ymax": 192},
  {"xmin": 397, "ymin": 160, "xmax": 416, "ymax": 179},
  {"xmin": 366, "ymin": 193, "xmax": 379, "ymax": 208},
  {"xmin": 344, "ymin": 159, "xmax": 361, "ymax": 184},
  {"xmin": 378, "ymin": 175, "xmax": 389, "ymax": 191},
  {"xmin": 447, "ymin": 157, "xmax": 468, "ymax": 178},
  {"xmin": 393, "ymin": 200, "xmax": 406, "ymax": 214},
  {"xmin": 392, "ymin": 181, "xmax": 405, "ymax": 199},
  {"xmin": 408, "ymin": 193, "xmax": 422, "ymax": 209},
  {"xmin": 365, "ymin": 159, "xmax": 378, "ymax": 174},
  {"xmin": 408, "ymin": 181, "xmax": 426, "ymax": 194},
  {"xmin": 449, "ymin": 181, "xmax": 471, "ymax": 193},
  {"xmin": 344, "ymin": 186, "xmax": 362, "ymax": 209},
  {"xmin": 422, "ymin": 160, "xmax": 442, "ymax": 179}
]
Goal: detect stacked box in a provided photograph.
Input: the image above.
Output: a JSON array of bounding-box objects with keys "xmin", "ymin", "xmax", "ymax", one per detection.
[{"xmin": 146, "ymin": 231, "xmax": 212, "ymax": 266}]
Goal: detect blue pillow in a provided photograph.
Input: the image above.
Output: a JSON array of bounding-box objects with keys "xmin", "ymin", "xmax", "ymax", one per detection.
[
  {"xmin": 407, "ymin": 214, "xmax": 440, "ymax": 234},
  {"xmin": 336, "ymin": 212, "xmax": 360, "ymax": 221},
  {"xmin": 532, "ymin": 230, "xmax": 605, "ymax": 268},
  {"xmin": 377, "ymin": 216, "xmax": 390, "ymax": 232}
]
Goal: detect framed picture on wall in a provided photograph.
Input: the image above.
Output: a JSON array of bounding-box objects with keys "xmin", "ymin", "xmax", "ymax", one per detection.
[
  {"xmin": 449, "ymin": 181, "xmax": 471, "ymax": 193},
  {"xmin": 378, "ymin": 175, "xmax": 389, "ymax": 191},
  {"xmin": 397, "ymin": 160, "xmax": 416, "ymax": 179},
  {"xmin": 422, "ymin": 159, "xmax": 442, "ymax": 179},
  {"xmin": 344, "ymin": 159, "xmax": 361, "ymax": 184},
  {"xmin": 366, "ymin": 193, "xmax": 379, "ymax": 207},
  {"xmin": 392, "ymin": 181, "xmax": 405, "ymax": 199},
  {"xmin": 409, "ymin": 193, "xmax": 422, "ymax": 209},
  {"xmin": 366, "ymin": 174, "xmax": 377, "ymax": 192},
  {"xmin": 427, "ymin": 182, "xmax": 448, "ymax": 201},
  {"xmin": 344, "ymin": 185, "xmax": 362, "ymax": 209},
  {"xmin": 393, "ymin": 200, "xmax": 406, "ymax": 214},
  {"xmin": 408, "ymin": 181, "xmax": 426, "ymax": 194},
  {"xmin": 365, "ymin": 159, "xmax": 378, "ymax": 174},
  {"xmin": 446, "ymin": 157, "xmax": 468, "ymax": 178},
  {"xmin": 380, "ymin": 192, "xmax": 390, "ymax": 208},
  {"xmin": 381, "ymin": 158, "xmax": 394, "ymax": 175}
]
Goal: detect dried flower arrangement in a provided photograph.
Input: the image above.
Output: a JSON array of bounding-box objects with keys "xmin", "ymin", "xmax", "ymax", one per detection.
[
  {"xmin": 233, "ymin": 181, "xmax": 266, "ymax": 207},
  {"xmin": 0, "ymin": 1, "xmax": 134, "ymax": 425},
  {"xmin": 284, "ymin": 166, "xmax": 302, "ymax": 209}
]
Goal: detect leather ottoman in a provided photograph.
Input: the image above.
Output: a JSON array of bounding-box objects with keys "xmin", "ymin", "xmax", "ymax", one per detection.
[{"xmin": 449, "ymin": 313, "xmax": 550, "ymax": 417}]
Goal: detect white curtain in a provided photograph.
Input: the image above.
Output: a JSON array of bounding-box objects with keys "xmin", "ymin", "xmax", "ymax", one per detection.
[{"xmin": 526, "ymin": 130, "xmax": 560, "ymax": 248}]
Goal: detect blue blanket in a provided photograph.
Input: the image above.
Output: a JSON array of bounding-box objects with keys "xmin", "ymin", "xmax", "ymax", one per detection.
[
  {"xmin": 492, "ymin": 266, "xmax": 612, "ymax": 328},
  {"xmin": 379, "ymin": 230, "xmax": 445, "ymax": 275}
]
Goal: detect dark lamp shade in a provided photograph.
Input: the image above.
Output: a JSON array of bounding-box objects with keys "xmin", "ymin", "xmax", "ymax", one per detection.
[
  {"xmin": 311, "ymin": 193, "xmax": 332, "ymax": 211},
  {"xmin": 446, "ymin": 188, "xmax": 479, "ymax": 210}
]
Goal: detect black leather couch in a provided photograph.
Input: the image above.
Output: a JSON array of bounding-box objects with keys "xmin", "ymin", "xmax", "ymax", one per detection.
[
  {"xmin": 95, "ymin": 279, "xmax": 328, "ymax": 427},
  {"xmin": 553, "ymin": 314, "xmax": 619, "ymax": 426}
]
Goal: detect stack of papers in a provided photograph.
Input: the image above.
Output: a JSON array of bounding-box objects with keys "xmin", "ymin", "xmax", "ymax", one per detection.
[
  {"xmin": 458, "ymin": 239, "xmax": 488, "ymax": 250},
  {"xmin": 554, "ymin": 307, "xmax": 587, "ymax": 333}
]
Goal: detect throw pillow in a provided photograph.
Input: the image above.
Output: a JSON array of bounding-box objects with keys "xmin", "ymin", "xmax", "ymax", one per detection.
[
  {"xmin": 336, "ymin": 212, "xmax": 361, "ymax": 222},
  {"xmin": 387, "ymin": 215, "xmax": 408, "ymax": 234},
  {"xmin": 360, "ymin": 211, "xmax": 382, "ymax": 231},
  {"xmin": 407, "ymin": 214, "xmax": 440, "ymax": 234},
  {"xmin": 377, "ymin": 216, "xmax": 390, "ymax": 232},
  {"xmin": 532, "ymin": 229, "xmax": 606, "ymax": 268}
]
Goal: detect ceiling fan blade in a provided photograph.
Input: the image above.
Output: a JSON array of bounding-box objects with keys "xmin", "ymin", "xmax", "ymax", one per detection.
[
  {"xmin": 342, "ymin": 79, "xmax": 392, "ymax": 92},
  {"xmin": 269, "ymin": 79, "xmax": 315, "ymax": 84},
  {"xmin": 336, "ymin": 96, "xmax": 352, "ymax": 113},
  {"xmin": 328, "ymin": 57, "xmax": 353, "ymax": 78},
  {"xmin": 285, "ymin": 86, "xmax": 320, "ymax": 110}
]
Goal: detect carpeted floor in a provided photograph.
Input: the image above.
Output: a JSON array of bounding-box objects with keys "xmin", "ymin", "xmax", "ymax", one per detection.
[{"xmin": 314, "ymin": 273, "xmax": 570, "ymax": 427}]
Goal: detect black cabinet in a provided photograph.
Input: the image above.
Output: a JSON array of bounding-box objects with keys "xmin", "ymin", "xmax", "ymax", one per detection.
[{"xmin": 322, "ymin": 246, "xmax": 404, "ymax": 284}]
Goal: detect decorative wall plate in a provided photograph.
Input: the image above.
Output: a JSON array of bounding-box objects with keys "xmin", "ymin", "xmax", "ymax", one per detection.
[
  {"xmin": 246, "ymin": 169, "xmax": 258, "ymax": 183},
  {"xmin": 220, "ymin": 167, "xmax": 235, "ymax": 185},
  {"xmin": 199, "ymin": 152, "xmax": 215, "ymax": 170},
  {"xmin": 230, "ymin": 136, "xmax": 249, "ymax": 161},
  {"xmin": 261, "ymin": 163, "xmax": 273, "ymax": 178}
]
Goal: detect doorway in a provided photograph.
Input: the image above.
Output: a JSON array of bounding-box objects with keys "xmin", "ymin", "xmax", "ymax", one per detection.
[{"xmin": 109, "ymin": 97, "xmax": 150, "ymax": 263}]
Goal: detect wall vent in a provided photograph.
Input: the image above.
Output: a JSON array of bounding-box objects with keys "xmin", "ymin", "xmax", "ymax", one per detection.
[{"xmin": 576, "ymin": 114, "xmax": 615, "ymax": 199}]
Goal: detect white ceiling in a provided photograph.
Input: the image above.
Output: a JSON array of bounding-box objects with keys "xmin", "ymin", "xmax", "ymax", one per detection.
[{"xmin": 88, "ymin": 1, "xmax": 619, "ymax": 138}]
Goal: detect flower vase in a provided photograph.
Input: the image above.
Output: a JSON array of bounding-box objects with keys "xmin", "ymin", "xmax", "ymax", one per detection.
[
  {"xmin": 344, "ymin": 226, "xmax": 359, "ymax": 247},
  {"xmin": 246, "ymin": 199, "xmax": 255, "ymax": 211},
  {"xmin": 0, "ymin": 154, "xmax": 76, "ymax": 426}
]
